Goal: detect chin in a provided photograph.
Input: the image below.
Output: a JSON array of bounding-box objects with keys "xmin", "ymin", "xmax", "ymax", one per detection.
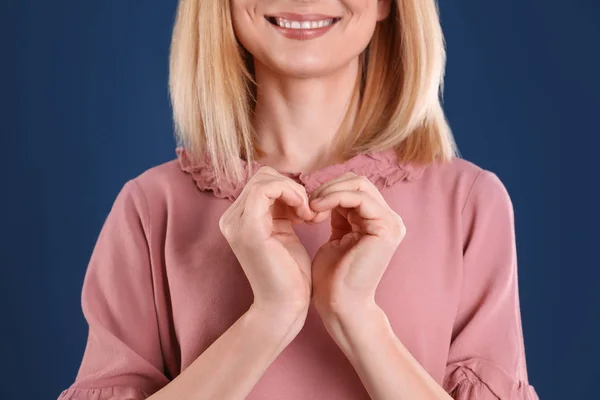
[
  {"xmin": 272, "ymin": 60, "xmax": 338, "ymax": 78},
  {"xmin": 259, "ymin": 51, "xmax": 352, "ymax": 79}
]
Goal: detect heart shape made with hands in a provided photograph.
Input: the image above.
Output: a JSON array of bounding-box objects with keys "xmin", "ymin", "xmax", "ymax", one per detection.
[{"xmin": 277, "ymin": 172, "xmax": 406, "ymax": 315}]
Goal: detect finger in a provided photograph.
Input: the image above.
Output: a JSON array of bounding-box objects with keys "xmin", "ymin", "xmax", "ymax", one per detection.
[
  {"xmin": 346, "ymin": 209, "xmax": 363, "ymax": 228},
  {"xmin": 330, "ymin": 206, "xmax": 353, "ymax": 232},
  {"xmin": 339, "ymin": 209, "xmax": 368, "ymax": 234},
  {"xmin": 269, "ymin": 188, "xmax": 315, "ymax": 221},
  {"xmin": 311, "ymin": 173, "xmax": 385, "ymax": 204},
  {"xmin": 253, "ymin": 168, "xmax": 315, "ymax": 220},
  {"xmin": 243, "ymin": 180, "xmax": 304, "ymax": 223},
  {"xmin": 309, "ymin": 190, "xmax": 382, "ymax": 220},
  {"xmin": 271, "ymin": 200, "xmax": 312, "ymax": 223},
  {"xmin": 309, "ymin": 172, "xmax": 353, "ymax": 200},
  {"xmin": 245, "ymin": 179, "xmax": 318, "ymax": 224},
  {"xmin": 307, "ymin": 175, "xmax": 374, "ymax": 225},
  {"xmin": 306, "ymin": 209, "xmax": 331, "ymax": 224},
  {"xmin": 255, "ymin": 167, "xmax": 308, "ymax": 199}
]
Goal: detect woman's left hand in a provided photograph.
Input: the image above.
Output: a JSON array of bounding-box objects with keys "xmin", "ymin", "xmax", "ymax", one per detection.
[{"xmin": 308, "ymin": 172, "xmax": 406, "ymax": 319}]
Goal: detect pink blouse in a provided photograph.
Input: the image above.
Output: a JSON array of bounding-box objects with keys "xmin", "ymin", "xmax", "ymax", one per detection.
[{"xmin": 58, "ymin": 147, "xmax": 539, "ymax": 399}]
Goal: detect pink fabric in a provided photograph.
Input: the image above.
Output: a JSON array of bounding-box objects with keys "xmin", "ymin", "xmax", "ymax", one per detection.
[{"xmin": 58, "ymin": 147, "xmax": 539, "ymax": 400}]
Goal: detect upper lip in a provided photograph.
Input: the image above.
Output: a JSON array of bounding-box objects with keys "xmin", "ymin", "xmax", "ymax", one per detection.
[{"xmin": 265, "ymin": 13, "xmax": 340, "ymax": 21}]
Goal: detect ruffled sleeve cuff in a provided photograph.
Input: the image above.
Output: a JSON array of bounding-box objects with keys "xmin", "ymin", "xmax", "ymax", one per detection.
[
  {"xmin": 443, "ymin": 359, "xmax": 539, "ymax": 400},
  {"xmin": 57, "ymin": 386, "xmax": 150, "ymax": 400}
]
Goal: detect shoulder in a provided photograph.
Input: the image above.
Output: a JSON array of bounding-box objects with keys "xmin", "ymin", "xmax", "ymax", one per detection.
[
  {"xmin": 430, "ymin": 157, "xmax": 513, "ymax": 220},
  {"xmin": 126, "ymin": 157, "xmax": 199, "ymax": 203},
  {"xmin": 111, "ymin": 157, "xmax": 225, "ymax": 249},
  {"xmin": 133, "ymin": 157, "xmax": 188, "ymax": 189},
  {"xmin": 426, "ymin": 156, "xmax": 484, "ymax": 186},
  {"xmin": 114, "ymin": 157, "xmax": 213, "ymax": 228},
  {"xmin": 416, "ymin": 156, "xmax": 512, "ymax": 211}
]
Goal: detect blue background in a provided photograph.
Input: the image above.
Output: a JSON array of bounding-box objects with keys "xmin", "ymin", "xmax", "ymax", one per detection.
[{"xmin": 2, "ymin": 0, "xmax": 598, "ymax": 399}]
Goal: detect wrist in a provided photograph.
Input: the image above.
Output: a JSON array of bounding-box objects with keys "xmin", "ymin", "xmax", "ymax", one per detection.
[
  {"xmin": 319, "ymin": 301, "xmax": 389, "ymax": 356},
  {"xmin": 316, "ymin": 296, "xmax": 381, "ymax": 325},
  {"xmin": 252, "ymin": 296, "xmax": 309, "ymax": 316},
  {"xmin": 248, "ymin": 303, "xmax": 308, "ymax": 341}
]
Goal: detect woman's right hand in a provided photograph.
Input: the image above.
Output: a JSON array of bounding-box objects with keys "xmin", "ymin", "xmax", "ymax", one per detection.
[{"xmin": 219, "ymin": 166, "xmax": 317, "ymax": 318}]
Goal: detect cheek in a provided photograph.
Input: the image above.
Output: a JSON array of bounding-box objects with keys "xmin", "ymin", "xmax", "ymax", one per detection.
[
  {"xmin": 334, "ymin": 0, "xmax": 380, "ymax": 51},
  {"xmin": 230, "ymin": 1, "xmax": 264, "ymax": 43},
  {"xmin": 343, "ymin": 0, "xmax": 379, "ymax": 17}
]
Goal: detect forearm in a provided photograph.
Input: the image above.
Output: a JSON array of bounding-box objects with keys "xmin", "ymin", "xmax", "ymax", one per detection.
[
  {"xmin": 322, "ymin": 303, "xmax": 452, "ymax": 400},
  {"xmin": 149, "ymin": 304, "xmax": 306, "ymax": 400}
]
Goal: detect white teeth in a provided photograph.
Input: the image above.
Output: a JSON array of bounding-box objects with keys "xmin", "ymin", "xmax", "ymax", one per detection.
[{"xmin": 275, "ymin": 17, "xmax": 335, "ymax": 29}]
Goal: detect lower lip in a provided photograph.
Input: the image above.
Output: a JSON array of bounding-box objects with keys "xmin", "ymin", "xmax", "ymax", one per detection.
[{"xmin": 267, "ymin": 19, "xmax": 339, "ymax": 40}]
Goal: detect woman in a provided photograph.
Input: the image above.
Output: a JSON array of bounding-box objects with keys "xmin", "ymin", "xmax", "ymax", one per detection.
[{"xmin": 59, "ymin": 0, "xmax": 539, "ymax": 399}]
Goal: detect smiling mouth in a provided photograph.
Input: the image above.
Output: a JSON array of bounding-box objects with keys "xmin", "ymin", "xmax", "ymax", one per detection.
[{"xmin": 265, "ymin": 16, "xmax": 341, "ymax": 30}]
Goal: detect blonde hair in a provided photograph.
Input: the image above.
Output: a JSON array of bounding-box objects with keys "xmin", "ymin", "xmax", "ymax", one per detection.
[{"xmin": 169, "ymin": 0, "xmax": 458, "ymax": 185}]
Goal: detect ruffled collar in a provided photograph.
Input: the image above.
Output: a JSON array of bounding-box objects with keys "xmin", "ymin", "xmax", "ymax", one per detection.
[{"xmin": 176, "ymin": 146, "xmax": 427, "ymax": 201}]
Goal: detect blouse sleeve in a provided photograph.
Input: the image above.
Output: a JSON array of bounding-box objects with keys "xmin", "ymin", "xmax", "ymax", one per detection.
[
  {"xmin": 58, "ymin": 180, "xmax": 170, "ymax": 400},
  {"xmin": 442, "ymin": 170, "xmax": 539, "ymax": 400}
]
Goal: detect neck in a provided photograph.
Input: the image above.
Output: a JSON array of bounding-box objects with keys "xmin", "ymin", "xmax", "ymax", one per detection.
[{"xmin": 251, "ymin": 58, "xmax": 360, "ymax": 174}]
